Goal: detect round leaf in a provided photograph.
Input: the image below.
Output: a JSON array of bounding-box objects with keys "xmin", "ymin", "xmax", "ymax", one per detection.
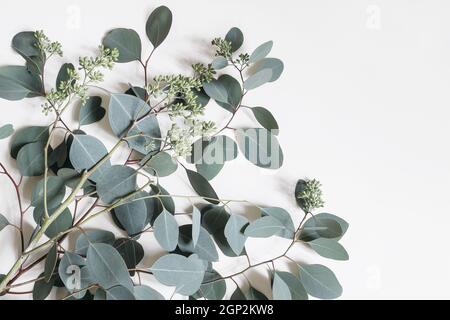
[
  {"xmin": 113, "ymin": 238, "xmax": 144, "ymax": 276},
  {"xmin": 212, "ymin": 56, "xmax": 228, "ymax": 70},
  {"xmin": 31, "ymin": 176, "xmax": 66, "ymax": 208},
  {"xmin": 103, "ymin": 28, "xmax": 142, "ymax": 63},
  {"xmin": 113, "ymin": 195, "xmax": 148, "ymax": 236},
  {"xmin": 0, "ymin": 65, "xmax": 42, "ymax": 100},
  {"xmin": 75, "ymin": 229, "xmax": 115, "ymax": 256},
  {"xmin": 56, "ymin": 63, "xmax": 75, "ymax": 90},
  {"xmin": 251, "ymin": 107, "xmax": 279, "ymax": 134},
  {"xmin": 0, "ymin": 124, "xmax": 14, "ymax": 140},
  {"xmin": 143, "ymin": 151, "xmax": 178, "ymax": 177},
  {"xmin": 96, "ymin": 165, "xmax": 137, "ymax": 204},
  {"xmin": 154, "ymin": 210, "xmax": 179, "ymax": 251},
  {"xmin": 16, "ymin": 141, "xmax": 45, "ymax": 176},
  {"xmin": 10, "ymin": 126, "xmax": 48, "ymax": 158},
  {"xmin": 79, "ymin": 96, "xmax": 105, "ymax": 126},
  {"xmin": 225, "ymin": 27, "xmax": 244, "ymax": 52}
]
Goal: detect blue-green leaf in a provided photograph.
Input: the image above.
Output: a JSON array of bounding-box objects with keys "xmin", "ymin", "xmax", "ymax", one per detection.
[
  {"xmin": 134, "ymin": 285, "xmax": 165, "ymax": 300},
  {"xmin": 225, "ymin": 27, "xmax": 244, "ymax": 52},
  {"xmin": 146, "ymin": 6, "xmax": 173, "ymax": 48},
  {"xmin": 272, "ymin": 272, "xmax": 292, "ymax": 300},
  {"xmin": 212, "ymin": 56, "xmax": 228, "ymax": 70},
  {"xmin": 298, "ymin": 264, "xmax": 342, "ymax": 299},
  {"xmin": 308, "ymin": 238, "xmax": 349, "ymax": 261},
  {"xmin": 142, "ymin": 151, "xmax": 178, "ymax": 177},
  {"xmin": 0, "ymin": 214, "xmax": 10, "ymax": 232},
  {"xmin": 10, "ymin": 126, "xmax": 48, "ymax": 158},
  {"xmin": 154, "ymin": 210, "xmax": 179, "ymax": 251},
  {"xmin": 113, "ymin": 238, "xmax": 144, "ymax": 276},
  {"xmin": 244, "ymin": 216, "xmax": 285, "ymax": 238},
  {"xmin": 103, "ymin": 28, "xmax": 141, "ymax": 63},
  {"xmin": 16, "ymin": 141, "xmax": 45, "ymax": 176},
  {"xmin": 31, "ymin": 176, "xmax": 66, "ymax": 208},
  {"xmin": 87, "ymin": 243, "xmax": 133, "ymax": 291},
  {"xmin": 192, "ymin": 206, "xmax": 201, "ymax": 247},
  {"xmin": 186, "ymin": 169, "xmax": 219, "ymax": 205},
  {"xmin": 224, "ymin": 215, "xmax": 248, "ymax": 255},
  {"xmin": 79, "ymin": 96, "xmax": 105, "ymax": 126},
  {"xmin": 0, "ymin": 124, "xmax": 14, "ymax": 140},
  {"xmin": 44, "ymin": 244, "xmax": 58, "ymax": 283},
  {"xmin": 96, "ymin": 165, "xmax": 137, "ymax": 204},
  {"xmin": 75, "ymin": 230, "xmax": 115, "ymax": 256},
  {"xmin": 273, "ymin": 271, "xmax": 308, "ymax": 300},
  {"xmin": 0, "ymin": 65, "xmax": 42, "ymax": 100},
  {"xmin": 244, "ymin": 69, "xmax": 273, "ymax": 90},
  {"xmin": 178, "ymin": 225, "xmax": 219, "ymax": 262},
  {"xmin": 261, "ymin": 207, "xmax": 295, "ymax": 239},
  {"xmin": 251, "ymin": 107, "xmax": 279, "ymax": 134},
  {"xmin": 254, "ymin": 58, "xmax": 284, "ymax": 82},
  {"xmin": 249, "ymin": 41, "xmax": 273, "ymax": 63},
  {"xmin": 106, "ymin": 286, "xmax": 135, "ymax": 300}
]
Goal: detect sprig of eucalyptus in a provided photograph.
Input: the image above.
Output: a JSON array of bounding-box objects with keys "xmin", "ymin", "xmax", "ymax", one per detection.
[{"xmin": 0, "ymin": 6, "xmax": 348, "ymax": 300}]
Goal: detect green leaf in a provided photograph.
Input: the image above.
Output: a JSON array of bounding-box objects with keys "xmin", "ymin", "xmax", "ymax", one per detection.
[
  {"xmin": 151, "ymin": 184, "xmax": 175, "ymax": 214},
  {"xmin": 192, "ymin": 270, "xmax": 226, "ymax": 300},
  {"xmin": 56, "ymin": 63, "xmax": 75, "ymax": 90},
  {"xmin": 134, "ymin": 285, "xmax": 164, "ymax": 300},
  {"xmin": 12, "ymin": 31, "xmax": 41, "ymax": 58},
  {"xmin": 192, "ymin": 206, "xmax": 201, "ymax": 247},
  {"xmin": 33, "ymin": 272, "xmax": 54, "ymax": 300},
  {"xmin": 103, "ymin": 28, "xmax": 142, "ymax": 63},
  {"xmin": 146, "ymin": 6, "xmax": 173, "ymax": 48},
  {"xmin": 272, "ymin": 272, "xmax": 292, "ymax": 300},
  {"xmin": 16, "ymin": 141, "xmax": 45, "ymax": 176},
  {"xmin": 79, "ymin": 96, "xmax": 105, "ymax": 126},
  {"xmin": 249, "ymin": 41, "xmax": 273, "ymax": 63},
  {"xmin": 299, "ymin": 264, "xmax": 342, "ymax": 299},
  {"xmin": 203, "ymin": 75, "xmax": 241, "ymax": 112},
  {"xmin": 10, "ymin": 126, "xmax": 48, "ymax": 158},
  {"xmin": 31, "ymin": 176, "xmax": 66, "ymax": 208},
  {"xmin": 57, "ymin": 168, "xmax": 92, "ymax": 189},
  {"xmin": 225, "ymin": 27, "xmax": 244, "ymax": 52},
  {"xmin": 44, "ymin": 244, "xmax": 58, "ymax": 283},
  {"xmin": 143, "ymin": 151, "xmax": 178, "ymax": 177},
  {"xmin": 154, "ymin": 210, "xmax": 179, "ymax": 251},
  {"xmin": 231, "ymin": 287, "xmax": 247, "ymax": 300},
  {"xmin": 244, "ymin": 216, "xmax": 285, "ymax": 238},
  {"xmin": 69, "ymin": 134, "xmax": 111, "ymax": 182},
  {"xmin": 274, "ymin": 271, "xmax": 308, "ymax": 300},
  {"xmin": 224, "ymin": 215, "xmax": 248, "ymax": 255},
  {"xmin": 106, "ymin": 286, "xmax": 136, "ymax": 300},
  {"xmin": 96, "ymin": 165, "xmax": 137, "ymax": 204},
  {"xmin": 33, "ymin": 205, "xmax": 72, "ymax": 238},
  {"xmin": 108, "ymin": 93, "xmax": 161, "ymax": 154},
  {"xmin": 261, "ymin": 207, "xmax": 294, "ymax": 239},
  {"xmin": 308, "ymin": 238, "xmax": 349, "ymax": 261},
  {"xmin": 244, "ymin": 69, "xmax": 273, "ymax": 90},
  {"xmin": 251, "ymin": 107, "xmax": 279, "ymax": 134},
  {"xmin": 75, "ymin": 229, "xmax": 115, "ymax": 256},
  {"xmin": 58, "ymin": 252, "xmax": 86, "ymax": 291},
  {"xmin": 114, "ymin": 197, "xmax": 148, "ymax": 236},
  {"xmin": 0, "ymin": 214, "xmax": 10, "ymax": 232},
  {"xmin": 212, "ymin": 56, "xmax": 228, "ymax": 70},
  {"xmin": 178, "ymin": 225, "xmax": 219, "ymax": 262},
  {"xmin": 113, "ymin": 238, "xmax": 144, "ymax": 276},
  {"xmin": 87, "ymin": 243, "xmax": 133, "ymax": 291},
  {"xmin": 196, "ymin": 162, "xmax": 223, "ymax": 181},
  {"xmin": 0, "ymin": 65, "xmax": 42, "ymax": 100},
  {"xmin": 150, "ymin": 254, "xmax": 206, "ymax": 296},
  {"xmin": 254, "ymin": 58, "xmax": 284, "ymax": 82},
  {"xmin": 300, "ymin": 214, "xmax": 345, "ymax": 242},
  {"xmin": 0, "ymin": 124, "xmax": 14, "ymax": 140},
  {"xmin": 236, "ymin": 128, "xmax": 283, "ymax": 169},
  {"xmin": 246, "ymin": 287, "xmax": 268, "ymax": 300},
  {"xmin": 186, "ymin": 169, "xmax": 219, "ymax": 204}
]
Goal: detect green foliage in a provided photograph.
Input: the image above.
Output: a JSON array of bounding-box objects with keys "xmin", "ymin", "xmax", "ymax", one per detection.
[{"xmin": 0, "ymin": 6, "xmax": 348, "ymax": 301}]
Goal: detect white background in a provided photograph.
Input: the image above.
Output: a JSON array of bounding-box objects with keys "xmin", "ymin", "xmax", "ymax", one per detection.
[{"xmin": 1, "ymin": 0, "xmax": 450, "ymax": 300}]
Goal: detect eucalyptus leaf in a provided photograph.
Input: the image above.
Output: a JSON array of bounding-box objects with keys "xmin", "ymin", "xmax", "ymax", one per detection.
[
  {"xmin": 244, "ymin": 216, "xmax": 285, "ymax": 238},
  {"xmin": 32, "ymin": 272, "xmax": 55, "ymax": 300},
  {"xmin": 108, "ymin": 93, "xmax": 161, "ymax": 154},
  {"xmin": 203, "ymin": 75, "xmax": 241, "ymax": 112},
  {"xmin": 261, "ymin": 207, "xmax": 295, "ymax": 239},
  {"xmin": 0, "ymin": 124, "xmax": 14, "ymax": 140},
  {"xmin": 154, "ymin": 210, "xmax": 179, "ymax": 251},
  {"xmin": 10, "ymin": 126, "xmax": 48, "ymax": 159},
  {"xmin": 33, "ymin": 205, "xmax": 72, "ymax": 238},
  {"xmin": 56, "ymin": 63, "xmax": 75, "ymax": 90},
  {"xmin": 272, "ymin": 272, "xmax": 292, "ymax": 300},
  {"xmin": 103, "ymin": 28, "xmax": 142, "ymax": 63},
  {"xmin": 274, "ymin": 271, "xmax": 308, "ymax": 300},
  {"xmin": 146, "ymin": 6, "xmax": 172, "ymax": 48},
  {"xmin": 300, "ymin": 215, "xmax": 344, "ymax": 242},
  {"xmin": 106, "ymin": 286, "xmax": 136, "ymax": 300},
  {"xmin": 249, "ymin": 41, "xmax": 273, "ymax": 63},
  {"xmin": 143, "ymin": 151, "xmax": 177, "ymax": 177},
  {"xmin": 251, "ymin": 107, "xmax": 279, "ymax": 134},
  {"xmin": 44, "ymin": 244, "xmax": 58, "ymax": 283},
  {"xmin": 79, "ymin": 96, "xmax": 105, "ymax": 126},
  {"xmin": 113, "ymin": 238, "xmax": 144, "ymax": 276},
  {"xmin": 0, "ymin": 65, "xmax": 42, "ymax": 100},
  {"xmin": 186, "ymin": 169, "xmax": 219, "ymax": 204},
  {"xmin": 192, "ymin": 270, "xmax": 226, "ymax": 300},
  {"xmin": 244, "ymin": 69, "xmax": 273, "ymax": 90},
  {"xmin": 151, "ymin": 184, "xmax": 175, "ymax": 214},
  {"xmin": 87, "ymin": 243, "xmax": 133, "ymax": 291},
  {"xmin": 231, "ymin": 287, "xmax": 247, "ymax": 300},
  {"xmin": 96, "ymin": 165, "xmax": 137, "ymax": 204},
  {"xmin": 113, "ymin": 196, "xmax": 148, "ymax": 236},
  {"xmin": 298, "ymin": 264, "xmax": 342, "ymax": 299},
  {"xmin": 31, "ymin": 176, "xmax": 66, "ymax": 208},
  {"xmin": 225, "ymin": 27, "xmax": 244, "ymax": 52},
  {"xmin": 134, "ymin": 285, "xmax": 164, "ymax": 300},
  {"xmin": 246, "ymin": 287, "xmax": 268, "ymax": 300},
  {"xmin": 12, "ymin": 31, "xmax": 41, "ymax": 58},
  {"xmin": 58, "ymin": 252, "xmax": 87, "ymax": 291},
  {"xmin": 75, "ymin": 229, "xmax": 115, "ymax": 256},
  {"xmin": 192, "ymin": 206, "xmax": 201, "ymax": 247},
  {"xmin": 308, "ymin": 238, "xmax": 349, "ymax": 261},
  {"xmin": 212, "ymin": 56, "xmax": 228, "ymax": 70},
  {"xmin": 224, "ymin": 215, "xmax": 249, "ymax": 255},
  {"xmin": 69, "ymin": 134, "xmax": 111, "ymax": 182},
  {"xmin": 16, "ymin": 141, "xmax": 45, "ymax": 176},
  {"xmin": 254, "ymin": 58, "xmax": 284, "ymax": 82},
  {"xmin": 150, "ymin": 254, "xmax": 206, "ymax": 296},
  {"xmin": 236, "ymin": 128, "xmax": 283, "ymax": 169},
  {"xmin": 178, "ymin": 225, "xmax": 219, "ymax": 262}
]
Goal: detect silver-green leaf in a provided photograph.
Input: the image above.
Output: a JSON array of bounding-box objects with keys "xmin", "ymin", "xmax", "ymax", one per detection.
[
  {"xmin": 308, "ymin": 238, "xmax": 349, "ymax": 261},
  {"xmin": 103, "ymin": 28, "xmax": 142, "ymax": 63},
  {"xmin": 154, "ymin": 210, "xmax": 179, "ymax": 251},
  {"xmin": 298, "ymin": 264, "xmax": 342, "ymax": 299},
  {"xmin": 146, "ymin": 6, "xmax": 173, "ymax": 48},
  {"xmin": 244, "ymin": 216, "xmax": 285, "ymax": 238}
]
